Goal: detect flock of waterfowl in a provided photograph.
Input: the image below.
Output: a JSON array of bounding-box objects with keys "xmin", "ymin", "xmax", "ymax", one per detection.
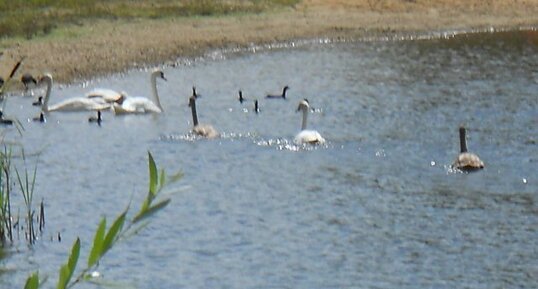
[{"xmin": 1, "ymin": 65, "xmax": 484, "ymax": 172}]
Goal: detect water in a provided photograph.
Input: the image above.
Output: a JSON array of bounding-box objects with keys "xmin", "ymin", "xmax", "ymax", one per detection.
[{"xmin": 1, "ymin": 30, "xmax": 537, "ymax": 289}]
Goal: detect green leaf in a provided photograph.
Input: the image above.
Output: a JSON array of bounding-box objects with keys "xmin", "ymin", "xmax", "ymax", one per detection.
[
  {"xmin": 58, "ymin": 265, "xmax": 69, "ymax": 289},
  {"xmin": 102, "ymin": 210, "xmax": 127, "ymax": 254},
  {"xmin": 67, "ymin": 238, "xmax": 80, "ymax": 279},
  {"xmin": 148, "ymin": 152, "xmax": 158, "ymax": 196},
  {"xmin": 122, "ymin": 221, "xmax": 150, "ymax": 240},
  {"xmin": 57, "ymin": 238, "xmax": 80, "ymax": 289},
  {"xmin": 167, "ymin": 171, "xmax": 184, "ymax": 184},
  {"xmin": 88, "ymin": 218, "xmax": 106, "ymax": 268},
  {"xmin": 24, "ymin": 272, "xmax": 39, "ymax": 289},
  {"xmin": 133, "ymin": 198, "xmax": 170, "ymax": 223},
  {"xmin": 138, "ymin": 196, "xmax": 151, "ymax": 215}
]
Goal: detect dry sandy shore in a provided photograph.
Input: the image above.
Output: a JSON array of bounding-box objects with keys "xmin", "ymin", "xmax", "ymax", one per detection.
[{"xmin": 1, "ymin": 0, "xmax": 537, "ymax": 85}]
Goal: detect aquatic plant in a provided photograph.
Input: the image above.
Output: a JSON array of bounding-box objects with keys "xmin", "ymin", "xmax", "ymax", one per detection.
[
  {"xmin": 14, "ymin": 151, "xmax": 41, "ymax": 245},
  {"xmin": 0, "ymin": 146, "xmax": 44, "ymax": 246},
  {"xmin": 22, "ymin": 151, "xmax": 182, "ymax": 289},
  {"xmin": 0, "ymin": 147, "xmax": 14, "ymax": 244}
]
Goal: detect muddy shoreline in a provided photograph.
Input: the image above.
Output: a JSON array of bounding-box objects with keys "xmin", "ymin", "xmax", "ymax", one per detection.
[{"xmin": 1, "ymin": 0, "xmax": 537, "ymax": 86}]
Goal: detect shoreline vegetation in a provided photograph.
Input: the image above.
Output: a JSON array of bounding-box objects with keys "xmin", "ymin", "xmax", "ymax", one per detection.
[{"xmin": 0, "ymin": 0, "xmax": 537, "ymax": 85}]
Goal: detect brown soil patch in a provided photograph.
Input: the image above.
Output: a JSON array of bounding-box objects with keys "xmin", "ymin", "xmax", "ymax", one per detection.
[{"xmin": 1, "ymin": 0, "xmax": 537, "ymax": 85}]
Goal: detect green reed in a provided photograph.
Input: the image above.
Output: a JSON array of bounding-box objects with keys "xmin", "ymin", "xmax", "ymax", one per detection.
[
  {"xmin": 0, "ymin": 147, "xmax": 14, "ymax": 244},
  {"xmin": 14, "ymin": 150, "xmax": 39, "ymax": 245},
  {"xmin": 0, "ymin": 146, "xmax": 44, "ymax": 246}
]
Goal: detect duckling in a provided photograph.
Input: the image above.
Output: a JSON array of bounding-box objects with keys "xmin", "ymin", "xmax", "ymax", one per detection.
[
  {"xmin": 32, "ymin": 96, "xmax": 43, "ymax": 106},
  {"xmin": 32, "ymin": 112, "xmax": 45, "ymax": 123},
  {"xmin": 254, "ymin": 99, "xmax": 260, "ymax": 114},
  {"xmin": 0, "ymin": 111, "xmax": 13, "ymax": 125},
  {"xmin": 238, "ymin": 90, "xmax": 246, "ymax": 103},
  {"xmin": 88, "ymin": 110, "xmax": 102, "ymax": 125},
  {"xmin": 266, "ymin": 86, "xmax": 289, "ymax": 99}
]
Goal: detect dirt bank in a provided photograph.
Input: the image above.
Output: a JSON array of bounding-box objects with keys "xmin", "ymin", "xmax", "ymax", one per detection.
[{"xmin": 1, "ymin": 0, "xmax": 537, "ymax": 85}]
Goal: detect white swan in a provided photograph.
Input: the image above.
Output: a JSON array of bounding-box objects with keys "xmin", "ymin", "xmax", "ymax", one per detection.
[
  {"xmin": 39, "ymin": 74, "xmax": 111, "ymax": 113},
  {"xmin": 294, "ymin": 99, "xmax": 325, "ymax": 145},
  {"xmin": 86, "ymin": 88, "xmax": 125, "ymax": 104},
  {"xmin": 452, "ymin": 126, "xmax": 484, "ymax": 171},
  {"xmin": 112, "ymin": 69, "xmax": 166, "ymax": 115},
  {"xmin": 189, "ymin": 96, "xmax": 218, "ymax": 138}
]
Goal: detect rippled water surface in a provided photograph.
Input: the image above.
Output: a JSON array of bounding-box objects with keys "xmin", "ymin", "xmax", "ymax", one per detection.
[{"xmin": 2, "ymin": 30, "xmax": 537, "ymax": 288}]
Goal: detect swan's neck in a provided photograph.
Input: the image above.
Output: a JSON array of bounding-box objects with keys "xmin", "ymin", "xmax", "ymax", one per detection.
[
  {"xmin": 459, "ymin": 127, "xmax": 468, "ymax": 153},
  {"xmin": 190, "ymin": 97, "xmax": 199, "ymax": 126},
  {"xmin": 301, "ymin": 107, "xmax": 308, "ymax": 130},
  {"xmin": 42, "ymin": 76, "xmax": 53, "ymax": 113},
  {"xmin": 151, "ymin": 74, "xmax": 163, "ymax": 111},
  {"xmin": 282, "ymin": 87, "xmax": 288, "ymax": 98}
]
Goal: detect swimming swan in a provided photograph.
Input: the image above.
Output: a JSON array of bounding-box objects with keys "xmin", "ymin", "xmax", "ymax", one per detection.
[
  {"xmin": 39, "ymin": 74, "xmax": 111, "ymax": 113},
  {"xmin": 266, "ymin": 86, "xmax": 289, "ymax": 99},
  {"xmin": 112, "ymin": 69, "xmax": 166, "ymax": 114},
  {"xmin": 189, "ymin": 96, "xmax": 218, "ymax": 138},
  {"xmin": 294, "ymin": 99, "xmax": 325, "ymax": 145},
  {"xmin": 86, "ymin": 88, "xmax": 125, "ymax": 104},
  {"xmin": 452, "ymin": 126, "xmax": 484, "ymax": 171}
]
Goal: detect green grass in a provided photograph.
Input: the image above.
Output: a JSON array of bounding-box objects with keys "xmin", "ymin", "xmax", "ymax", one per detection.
[
  {"xmin": 0, "ymin": 0, "xmax": 300, "ymax": 40},
  {"xmin": 0, "ymin": 146, "xmax": 44, "ymax": 246}
]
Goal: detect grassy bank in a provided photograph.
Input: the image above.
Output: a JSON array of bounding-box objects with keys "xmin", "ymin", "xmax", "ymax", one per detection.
[
  {"xmin": 0, "ymin": 0, "xmax": 299, "ymax": 39},
  {"xmin": 0, "ymin": 0, "xmax": 536, "ymax": 85}
]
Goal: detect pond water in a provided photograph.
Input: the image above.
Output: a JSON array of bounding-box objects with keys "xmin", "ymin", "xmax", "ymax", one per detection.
[{"xmin": 1, "ymin": 30, "xmax": 537, "ymax": 289}]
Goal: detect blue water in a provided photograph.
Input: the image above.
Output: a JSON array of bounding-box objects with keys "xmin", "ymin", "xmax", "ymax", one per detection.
[{"xmin": 1, "ymin": 30, "xmax": 537, "ymax": 289}]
